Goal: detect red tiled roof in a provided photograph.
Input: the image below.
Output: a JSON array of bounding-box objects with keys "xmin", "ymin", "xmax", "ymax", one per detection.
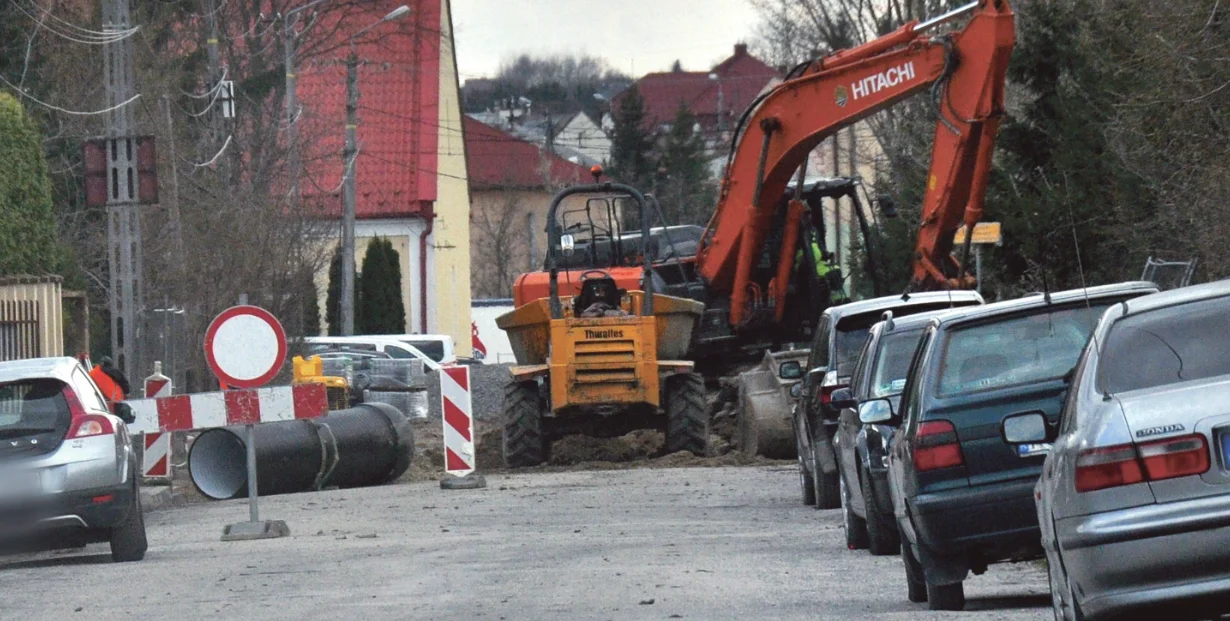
[
  {"xmin": 297, "ymin": 0, "xmax": 442, "ymax": 220},
  {"xmin": 620, "ymin": 44, "xmax": 780, "ymax": 130},
  {"xmin": 464, "ymin": 116, "xmax": 592, "ymax": 190}
]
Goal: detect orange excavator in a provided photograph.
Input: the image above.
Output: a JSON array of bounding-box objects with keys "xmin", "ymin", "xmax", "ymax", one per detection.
[{"xmin": 513, "ymin": 0, "xmax": 1015, "ymax": 360}]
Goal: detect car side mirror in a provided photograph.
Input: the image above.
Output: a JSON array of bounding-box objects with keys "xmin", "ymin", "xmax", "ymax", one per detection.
[
  {"xmin": 789, "ymin": 383, "xmax": 802, "ymax": 398},
  {"xmin": 806, "ymin": 367, "xmax": 827, "ymax": 382},
  {"xmin": 1001, "ymin": 411, "xmax": 1053, "ymax": 444},
  {"xmin": 858, "ymin": 398, "xmax": 895, "ymax": 425},
  {"xmin": 779, "ymin": 360, "xmax": 803, "ymax": 380},
  {"xmin": 830, "ymin": 387, "xmax": 856, "ymax": 410},
  {"xmin": 114, "ymin": 402, "xmax": 136, "ymax": 425}
]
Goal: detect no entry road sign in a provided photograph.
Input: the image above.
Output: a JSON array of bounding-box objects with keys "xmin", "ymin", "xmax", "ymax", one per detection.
[{"xmin": 204, "ymin": 305, "xmax": 287, "ymax": 388}]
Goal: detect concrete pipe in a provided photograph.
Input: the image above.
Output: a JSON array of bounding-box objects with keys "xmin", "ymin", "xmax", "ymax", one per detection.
[{"xmin": 189, "ymin": 402, "xmax": 415, "ymax": 501}]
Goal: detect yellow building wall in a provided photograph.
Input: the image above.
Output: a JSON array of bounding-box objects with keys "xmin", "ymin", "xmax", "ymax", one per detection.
[
  {"xmin": 432, "ymin": 0, "xmax": 473, "ymax": 356},
  {"xmin": 314, "ymin": 231, "xmax": 416, "ymax": 336}
]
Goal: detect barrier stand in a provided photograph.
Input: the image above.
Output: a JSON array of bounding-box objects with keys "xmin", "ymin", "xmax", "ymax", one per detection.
[
  {"xmin": 141, "ymin": 362, "xmax": 172, "ymax": 481},
  {"xmin": 220, "ymin": 421, "xmax": 289, "ymax": 541},
  {"xmin": 203, "ymin": 303, "xmax": 293, "ymax": 541},
  {"xmin": 439, "ymin": 365, "xmax": 487, "ymax": 490}
]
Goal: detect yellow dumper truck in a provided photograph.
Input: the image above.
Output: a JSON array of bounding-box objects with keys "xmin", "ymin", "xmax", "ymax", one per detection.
[{"xmin": 496, "ymin": 182, "xmax": 707, "ymax": 467}]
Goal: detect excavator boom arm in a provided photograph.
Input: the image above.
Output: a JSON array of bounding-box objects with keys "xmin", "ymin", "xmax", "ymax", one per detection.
[{"xmin": 696, "ymin": 0, "xmax": 1014, "ymax": 326}]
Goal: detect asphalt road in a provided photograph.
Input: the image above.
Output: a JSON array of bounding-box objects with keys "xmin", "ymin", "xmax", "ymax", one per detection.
[{"xmin": 0, "ymin": 466, "xmax": 1049, "ymax": 620}]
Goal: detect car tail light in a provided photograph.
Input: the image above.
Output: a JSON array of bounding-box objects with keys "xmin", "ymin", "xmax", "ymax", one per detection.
[
  {"xmin": 1075, "ymin": 434, "xmax": 1209, "ymax": 493},
  {"xmin": 62, "ymin": 385, "xmax": 89, "ymax": 419},
  {"xmin": 1139, "ymin": 434, "xmax": 1209, "ymax": 482},
  {"xmin": 1075, "ymin": 445, "xmax": 1143, "ymax": 492},
  {"xmin": 820, "ymin": 370, "xmax": 846, "ymax": 406},
  {"xmin": 68, "ymin": 415, "xmax": 115, "ymax": 438},
  {"xmin": 914, "ymin": 420, "xmax": 964, "ymax": 471}
]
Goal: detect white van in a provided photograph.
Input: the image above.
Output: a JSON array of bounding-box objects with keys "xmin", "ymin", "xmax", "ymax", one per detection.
[
  {"xmin": 391, "ymin": 334, "xmax": 455, "ymax": 365},
  {"xmin": 303, "ymin": 336, "xmax": 442, "ymax": 371}
]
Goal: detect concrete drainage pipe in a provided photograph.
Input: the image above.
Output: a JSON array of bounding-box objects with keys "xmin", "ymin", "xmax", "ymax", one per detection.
[{"xmin": 189, "ymin": 402, "xmax": 415, "ymax": 500}]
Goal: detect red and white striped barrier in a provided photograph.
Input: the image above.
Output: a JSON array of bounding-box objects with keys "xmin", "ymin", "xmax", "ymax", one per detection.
[
  {"xmin": 141, "ymin": 365, "xmax": 173, "ymax": 478},
  {"xmin": 440, "ymin": 366, "xmax": 475, "ymax": 476},
  {"xmin": 123, "ymin": 383, "xmax": 329, "ymax": 435}
]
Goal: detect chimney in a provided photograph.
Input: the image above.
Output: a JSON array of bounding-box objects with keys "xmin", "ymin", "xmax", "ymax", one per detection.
[{"xmin": 734, "ymin": 43, "xmax": 748, "ymax": 57}]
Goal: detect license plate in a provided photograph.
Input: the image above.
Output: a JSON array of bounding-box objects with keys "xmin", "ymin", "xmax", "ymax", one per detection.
[
  {"xmin": 0, "ymin": 470, "xmax": 41, "ymax": 498},
  {"xmin": 1017, "ymin": 443, "xmax": 1051, "ymax": 458}
]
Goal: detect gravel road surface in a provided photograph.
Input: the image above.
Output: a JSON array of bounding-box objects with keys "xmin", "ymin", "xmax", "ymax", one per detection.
[{"xmin": 0, "ymin": 466, "xmax": 1048, "ymax": 620}]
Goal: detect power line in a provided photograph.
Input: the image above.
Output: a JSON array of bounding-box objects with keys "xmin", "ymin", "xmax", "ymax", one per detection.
[
  {"xmin": 0, "ymin": 74, "xmax": 141, "ymax": 116},
  {"xmin": 191, "ymin": 134, "xmax": 233, "ymax": 168},
  {"xmin": 13, "ymin": 0, "xmax": 140, "ymax": 45}
]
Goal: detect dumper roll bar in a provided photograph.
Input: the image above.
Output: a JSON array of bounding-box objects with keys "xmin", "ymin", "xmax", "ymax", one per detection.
[{"xmin": 545, "ymin": 183, "xmax": 654, "ymax": 320}]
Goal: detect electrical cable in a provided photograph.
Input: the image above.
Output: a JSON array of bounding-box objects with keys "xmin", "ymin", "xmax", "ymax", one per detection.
[
  {"xmin": 191, "ymin": 135, "xmax": 233, "ymax": 168},
  {"xmin": 0, "ymin": 74, "xmax": 140, "ymax": 116}
]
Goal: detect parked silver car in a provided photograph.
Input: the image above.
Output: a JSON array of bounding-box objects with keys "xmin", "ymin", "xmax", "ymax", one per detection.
[
  {"xmin": 0, "ymin": 357, "xmax": 147, "ymax": 562},
  {"xmin": 1007, "ymin": 280, "xmax": 1230, "ymax": 619}
]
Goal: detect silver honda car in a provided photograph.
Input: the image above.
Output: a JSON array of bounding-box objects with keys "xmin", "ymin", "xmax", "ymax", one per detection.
[
  {"xmin": 1005, "ymin": 280, "xmax": 1230, "ymax": 619},
  {"xmin": 0, "ymin": 357, "xmax": 147, "ymax": 562}
]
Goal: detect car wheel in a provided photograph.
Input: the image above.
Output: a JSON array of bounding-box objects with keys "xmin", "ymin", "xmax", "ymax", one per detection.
[
  {"xmin": 812, "ymin": 440, "xmax": 840, "ymax": 510},
  {"xmin": 860, "ymin": 466, "xmax": 900, "ymax": 556},
  {"xmin": 799, "ymin": 458, "xmax": 817, "ymax": 506},
  {"xmin": 110, "ymin": 485, "xmax": 148, "ymax": 563},
  {"xmin": 798, "ymin": 424, "xmax": 816, "ymax": 506},
  {"xmin": 841, "ymin": 472, "xmax": 868, "ymax": 550},
  {"xmin": 900, "ymin": 534, "xmax": 927, "ymax": 603},
  {"xmin": 926, "ymin": 580, "xmax": 965, "ymax": 611}
]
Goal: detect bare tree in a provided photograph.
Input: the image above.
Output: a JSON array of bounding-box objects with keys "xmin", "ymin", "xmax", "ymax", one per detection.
[{"xmin": 472, "ymin": 194, "xmax": 529, "ymax": 299}]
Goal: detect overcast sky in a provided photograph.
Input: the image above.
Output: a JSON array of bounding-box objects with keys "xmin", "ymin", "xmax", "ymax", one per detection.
[{"xmin": 451, "ymin": 0, "xmax": 762, "ymax": 82}]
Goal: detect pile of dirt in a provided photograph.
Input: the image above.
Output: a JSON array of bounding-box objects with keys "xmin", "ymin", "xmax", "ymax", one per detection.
[
  {"xmin": 394, "ymin": 374, "xmax": 779, "ymax": 481},
  {"xmin": 708, "ymin": 377, "xmax": 742, "ymax": 453},
  {"xmin": 548, "ymin": 429, "xmax": 663, "ymax": 465}
]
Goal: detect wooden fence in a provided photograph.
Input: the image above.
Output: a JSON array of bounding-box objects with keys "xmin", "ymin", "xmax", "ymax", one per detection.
[{"xmin": 0, "ymin": 300, "xmax": 42, "ymax": 362}]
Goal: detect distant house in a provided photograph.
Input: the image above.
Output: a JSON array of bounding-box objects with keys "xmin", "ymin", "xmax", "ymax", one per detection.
[
  {"xmin": 617, "ymin": 43, "xmax": 781, "ymax": 143},
  {"xmin": 295, "ymin": 0, "xmax": 472, "ymax": 353},
  {"xmin": 464, "ymin": 116, "xmax": 594, "ymax": 298},
  {"xmin": 551, "ymin": 112, "xmax": 611, "ymax": 166},
  {"xmin": 467, "ymin": 110, "xmax": 610, "ymax": 167}
]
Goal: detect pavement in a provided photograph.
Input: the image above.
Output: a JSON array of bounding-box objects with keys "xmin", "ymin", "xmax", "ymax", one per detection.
[{"xmin": 0, "ymin": 466, "xmax": 1049, "ymax": 620}]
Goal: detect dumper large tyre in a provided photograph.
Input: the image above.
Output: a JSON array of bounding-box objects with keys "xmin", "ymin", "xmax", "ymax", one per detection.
[
  {"xmin": 502, "ymin": 380, "xmax": 548, "ymax": 468},
  {"xmin": 665, "ymin": 373, "xmax": 709, "ymax": 456}
]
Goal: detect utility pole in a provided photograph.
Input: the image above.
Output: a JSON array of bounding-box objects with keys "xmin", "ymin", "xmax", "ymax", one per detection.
[
  {"xmin": 831, "ymin": 132, "xmax": 842, "ymax": 270},
  {"xmin": 341, "ymin": 50, "xmax": 359, "ymax": 336},
  {"xmin": 341, "ymin": 6, "xmax": 411, "ymax": 336},
  {"xmin": 102, "ymin": 0, "xmax": 143, "ymax": 383},
  {"xmin": 203, "ymin": 0, "xmax": 230, "ymax": 180},
  {"xmin": 283, "ymin": 0, "xmax": 330, "ymax": 212}
]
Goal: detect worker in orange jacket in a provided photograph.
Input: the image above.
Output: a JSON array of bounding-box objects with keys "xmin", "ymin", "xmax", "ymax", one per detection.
[{"xmin": 89, "ymin": 356, "xmax": 131, "ymax": 405}]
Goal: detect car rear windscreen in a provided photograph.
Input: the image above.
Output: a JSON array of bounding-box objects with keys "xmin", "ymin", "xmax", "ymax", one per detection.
[
  {"xmin": 936, "ymin": 303, "xmax": 1112, "ymax": 397},
  {"xmin": 869, "ymin": 329, "xmax": 924, "ymax": 398},
  {"xmin": 835, "ymin": 301, "xmax": 978, "ymax": 378},
  {"xmin": 403, "ymin": 340, "xmax": 445, "ymax": 362},
  {"xmin": 1099, "ymin": 295, "xmax": 1230, "ymax": 394},
  {"xmin": 0, "ymin": 379, "xmax": 72, "ymax": 457}
]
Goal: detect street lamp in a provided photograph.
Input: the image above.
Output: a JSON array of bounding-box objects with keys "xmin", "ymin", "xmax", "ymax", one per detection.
[
  {"xmin": 340, "ymin": 5, "xmax": 411, "ymax": 336},
  {"xmin": 708, "ymin": 72, "xmax": 724, "ymax": 133},
  {"xmin": 283, "ymin": 0, "xmax": 331, "ymax": 211}
]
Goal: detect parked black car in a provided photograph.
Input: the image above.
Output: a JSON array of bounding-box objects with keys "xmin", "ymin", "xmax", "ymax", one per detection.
[
  {"xmin": 831, "ymin": 310, "xmax": 952, "ymax": 555},
  {"xmin": 864, "ymin": 282, "xmax": 1158, "ymax": 610},
  {"xmin": 795, "ymin": 291, "xmax": 982, "ymax": 509}
]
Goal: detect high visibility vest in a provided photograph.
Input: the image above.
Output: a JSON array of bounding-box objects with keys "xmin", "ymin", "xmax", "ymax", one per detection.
[{"xmin": 90, "ymin": 365, "xmax": 125, "ymax": 403}]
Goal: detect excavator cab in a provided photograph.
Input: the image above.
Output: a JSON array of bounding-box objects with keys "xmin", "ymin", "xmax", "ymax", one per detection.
[{"xmin": 496, "ymin": 182, "xmax": 708, "ymax": 468}]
